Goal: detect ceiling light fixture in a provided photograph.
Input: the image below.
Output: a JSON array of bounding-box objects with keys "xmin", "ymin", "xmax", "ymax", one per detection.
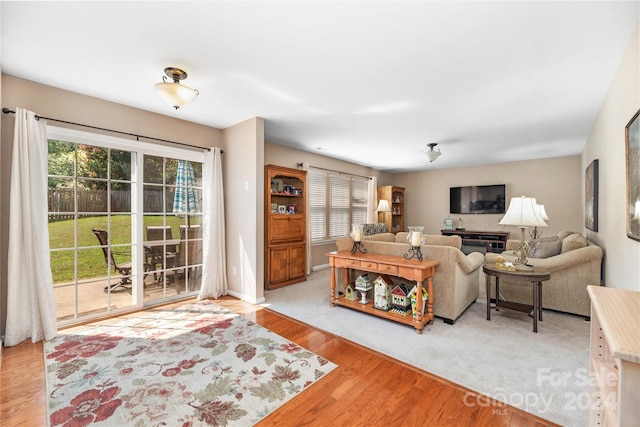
[
  {"xmin": 154, "ymin": 67, "xmax": 199, "ymax": 110},
  {"xmin": 422, "ymin": 143, "xmax": 441, "ymax": 162}
]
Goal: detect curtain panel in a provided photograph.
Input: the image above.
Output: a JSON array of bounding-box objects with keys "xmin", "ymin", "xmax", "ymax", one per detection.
[
  {"xmin": 198, "ymin": 147, "xmax": 228, "ymax": 299},
  {"xmin": 5, "ymin": 108, "xmax": 58, "ymax": 346}
]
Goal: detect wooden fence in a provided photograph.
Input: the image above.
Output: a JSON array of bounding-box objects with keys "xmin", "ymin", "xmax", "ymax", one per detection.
[{"xmin": 48, "ymin": 188, "xmax": 166, "ymax": 221}]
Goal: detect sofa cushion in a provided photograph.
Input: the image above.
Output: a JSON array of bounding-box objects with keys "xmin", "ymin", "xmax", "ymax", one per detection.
[
  {"xmin": 394, "ymin": 232, "xmax": 462, "ymax": 249},
  {"xmin": 423, "ymin": 234, "xmax": 462, "ymax": 249},
  {"xmin": 529, "ymin": 236, "xmax": 562, "ymax": 258},
  {"xmin": 395, "ymin": 232, "xmax": 409, "ymax": 242},
  {"xmin": 561, "ymin": 233, "xmax": 588, "ymax": 253},
  {"xmin": 363, "ymin": 233, "xmax": 396, "ymax": 242}
]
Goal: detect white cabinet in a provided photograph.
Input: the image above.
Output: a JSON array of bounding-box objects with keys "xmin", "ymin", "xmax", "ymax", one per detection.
[{"xmin": 587, "ymin": 286, "xmax": 640, "ymax": 426}]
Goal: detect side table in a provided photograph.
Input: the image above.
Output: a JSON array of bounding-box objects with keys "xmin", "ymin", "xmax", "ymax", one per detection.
[{"xmin": 483, "ymin": 263, "xmax": 551, "ymax": 333}]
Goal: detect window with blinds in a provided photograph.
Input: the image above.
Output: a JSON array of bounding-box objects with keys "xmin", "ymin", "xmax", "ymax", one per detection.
[{"xmin": 308, "ymin": 168, "xmax": 369, "ymax": 242}]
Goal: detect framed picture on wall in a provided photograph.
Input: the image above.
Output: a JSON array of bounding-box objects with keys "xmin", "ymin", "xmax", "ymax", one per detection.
[
  {"xmin": 626, "ymin": 109, "xmax": 640, "ymax": 241},
  {"xmin": 585, "ymin": 159, "xmax": 599, "ymax": 232}
]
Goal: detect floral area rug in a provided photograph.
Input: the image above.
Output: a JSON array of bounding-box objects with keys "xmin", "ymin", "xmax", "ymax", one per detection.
[{"xmin": 44, "ymin": 300, "xmax": 337, "ymax": 426}]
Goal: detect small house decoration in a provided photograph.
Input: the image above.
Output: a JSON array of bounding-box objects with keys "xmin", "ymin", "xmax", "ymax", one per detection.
[
  {"xmin": 373, "ymin": 274, "xmax": 393, "ymax": 311},
  {"xmin": 344, "ymin": 283, "xmax": 358, "ymax": 301},
  {"xmin": 409, "ymin": 285, "xmax": 429, "ymax": 318},
  {"xmin": 390, "ymin": 284, "xmax": 411, "ymax": 314},
  {"xmin": 355, "ymin": 274, "xmax": 373, "ymax": 304}
]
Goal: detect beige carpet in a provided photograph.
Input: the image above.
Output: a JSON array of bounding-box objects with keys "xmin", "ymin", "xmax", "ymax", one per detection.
[{"xmin": 263, "ymin": 267, "xmax": 590, "ymax": 427}]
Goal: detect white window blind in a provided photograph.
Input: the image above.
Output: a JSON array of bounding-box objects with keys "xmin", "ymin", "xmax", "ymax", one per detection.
[
  {"xmin": 309, "ymin": 171, "xmax": 327, "ymax": 241},
  {"xmin": 308, "ymin": 167, "xmax": 370, "ymax": 242}
]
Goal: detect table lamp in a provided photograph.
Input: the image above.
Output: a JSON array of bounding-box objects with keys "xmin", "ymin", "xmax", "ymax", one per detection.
[
  {"xmin": 376, "ymin": 199, "xmax": 392, "ymax": 224},
  {"xmin": 499, "ymin": 196, "xmax": 547, "ymax": 269}
]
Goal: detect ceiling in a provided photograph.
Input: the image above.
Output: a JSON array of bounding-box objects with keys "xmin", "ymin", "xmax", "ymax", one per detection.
[{"xmin": 1, "ymin": 2, "xmax": 638, "ymax": 173}]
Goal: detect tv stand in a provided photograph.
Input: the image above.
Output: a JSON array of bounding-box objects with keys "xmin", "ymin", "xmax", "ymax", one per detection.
[{"xmin": 441, "ymin": 230, "xmax": 509, "ymax": 254}]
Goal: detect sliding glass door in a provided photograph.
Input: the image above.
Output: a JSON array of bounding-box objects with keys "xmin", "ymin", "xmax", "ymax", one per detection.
[
  {"xmin": 142, "ymin": 155, "xmax": 203, "ymax": 302},
  {"xmin": 47, "ymin": 126, "xmax": 204, "ymax": 325}
]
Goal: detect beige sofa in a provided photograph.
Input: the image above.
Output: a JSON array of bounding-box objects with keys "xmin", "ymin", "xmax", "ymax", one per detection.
[
  {"xmin": 483, "ymin": 231, "xmax": 603, "ymax": 318},
  {"xmin": 335, "ymin": 232, "xmax": 485, "ymax": 324}
]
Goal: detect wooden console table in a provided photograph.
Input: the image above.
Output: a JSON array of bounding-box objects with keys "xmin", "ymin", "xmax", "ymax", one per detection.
[
  {"xmin": 441, "ymin": 230, "xmax": 510, "ymax": 253},
  {"xmin": 326, "ymin": 251, "xmax": 439, "ymax": 333}
]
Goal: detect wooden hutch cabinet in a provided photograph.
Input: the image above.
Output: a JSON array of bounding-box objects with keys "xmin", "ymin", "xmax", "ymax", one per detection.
[
  {"xmin": 265, "ymin": 165, "xmax": 307, "ymax": 289},
  {"xmin": 377, "ymin": 186, "xmax": 405, "ymax": 233}
]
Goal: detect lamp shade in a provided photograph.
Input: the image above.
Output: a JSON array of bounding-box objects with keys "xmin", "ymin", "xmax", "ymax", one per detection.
[
  {"xmin": 376, "ymin": 199, "xmax": 391, "ymax": 212},
  {"xmin": 422, "ymin": 143, "xmax": 441, "ymax": 163},
  {"xmin": 535, "ymin": 203, "xmax": 550, "ymax": 221},
  {"xmin": 499, "ymin": 196, "xmax": 547, "ymax": 227},
  {"xmin": 424, "ymin": 150, "xmax": 441, "ymax": 162},
  {"xmin": 533, "ymin": 202, "xmax": 549, "ymax": 229},
  {"xmin": 154, "ymin": 82, "xmax": 198, "ymax": 109}
]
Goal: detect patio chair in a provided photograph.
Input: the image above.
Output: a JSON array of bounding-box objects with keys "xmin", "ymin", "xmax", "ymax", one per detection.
[
  {"xmin": 175, "ymin": 226, "xmax": 203, "ymax": 291},
  {"xmin": 92, "ymin": 228, "xmax": 149, "ymax": 293},
  {"xmin": 145, "ymin": 225, "xmax": 177, "ymax": 281}
]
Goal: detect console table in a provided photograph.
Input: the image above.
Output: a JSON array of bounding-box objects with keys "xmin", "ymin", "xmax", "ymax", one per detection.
[
  {"xmin": 441, "ymin": 230, "xmax": 510, "ymax": 253},
  {"xmin": 326, "ymin": 251, "xmax": 439, "ymax": 333}
]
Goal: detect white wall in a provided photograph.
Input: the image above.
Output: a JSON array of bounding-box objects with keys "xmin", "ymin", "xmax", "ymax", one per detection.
[
  {"xmin": 223, "ymin": 118, "xmax": 265, "ymax": 303},
  {"xmin": 583, "ymin": 24, "xmax": 639, "ymax": 291}
]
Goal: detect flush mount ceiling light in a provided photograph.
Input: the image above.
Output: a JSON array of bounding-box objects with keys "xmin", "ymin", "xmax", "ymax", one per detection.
[
  {"xmin": 422, "ymin": 143, "xmax": 441, "ymax": 162},
  {"xmin": 154, "ymin": 67, "xmax": 199, "ymax": 110}
]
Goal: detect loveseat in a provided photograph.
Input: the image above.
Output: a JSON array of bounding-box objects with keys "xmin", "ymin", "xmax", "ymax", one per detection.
[
  {"xmin": 335, "ymin": 232, "xmax": 485, "ymax": 324},
  {"xmin": 483, "ymin": 230, "xmax": 603, "ymax": 318}
]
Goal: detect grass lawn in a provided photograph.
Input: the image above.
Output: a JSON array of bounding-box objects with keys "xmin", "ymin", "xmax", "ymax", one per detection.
[{"xmin": 49, "ymin": 215, "xmax": 186, "ymax": 283}]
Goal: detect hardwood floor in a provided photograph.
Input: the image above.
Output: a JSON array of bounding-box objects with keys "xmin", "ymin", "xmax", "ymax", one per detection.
[{"xmin": 0, "ymin": 296, "xmax": 557, "ymax": 426}]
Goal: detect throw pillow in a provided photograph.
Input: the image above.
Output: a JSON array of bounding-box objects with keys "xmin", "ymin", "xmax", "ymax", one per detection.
[
  {"xmin": 529, "ymin": 237, "xmax": 562, "ymax": 258},
  {"xmin": 362, "ymin": 223, "xmax": 388, "ymax": 236},
  {"xmin": 561, "ymin": 233, "xmax": 588, "ymax": 253},
  {"xmin": 557, "ymin": 230, "xmax": 580, "ymax": 241}
]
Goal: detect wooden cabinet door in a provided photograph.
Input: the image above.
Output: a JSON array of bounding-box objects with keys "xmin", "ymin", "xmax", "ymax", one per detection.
[
  {"xmin": 269, "ymin": 246, "xmax": 290, "ymax": 284},
  {"xmin": 270, "ymin": 216, "xmax": 305, "ymax": 243},
  {"xmin": 288, "ymin": 243, "xmax": 306, "ymax": 279}
]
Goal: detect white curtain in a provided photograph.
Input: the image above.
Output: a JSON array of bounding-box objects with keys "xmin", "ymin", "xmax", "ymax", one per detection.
[
  {"xmin": 5, "ymin": 108, "xmax": 58, "ymax": 346},
  {"xmin": 368, "ymin": 175, "xmax": 378, "ymax": 223},
  {"xmin": 198, "ymin": 147, "xmax": 228, "ymax": 299}
]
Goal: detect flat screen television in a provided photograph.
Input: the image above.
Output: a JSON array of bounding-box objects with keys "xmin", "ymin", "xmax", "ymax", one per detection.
[{"xmin": 450, "ymin": 184, "xmax": 506, "ymax": 214}]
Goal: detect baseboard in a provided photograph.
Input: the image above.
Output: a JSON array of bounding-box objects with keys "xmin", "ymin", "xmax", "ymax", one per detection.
[
  {"xmin": 313, "ymin": 264, "xmax": 330, "ymax": 271},
  {"xmin": 227, "ymin": 289, "xmax": 266, "ymax": 305}
]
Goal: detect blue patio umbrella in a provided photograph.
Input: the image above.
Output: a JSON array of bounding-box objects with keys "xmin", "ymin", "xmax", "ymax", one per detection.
[{"xmin": 173, "ymin": 160, "xmax": 199, "ymax": 225}]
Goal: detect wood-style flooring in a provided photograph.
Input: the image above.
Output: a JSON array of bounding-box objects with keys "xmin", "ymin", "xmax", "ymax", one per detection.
[{"xmin": 0, "ymin": 296, "xmax": 557, "ymax": 426}]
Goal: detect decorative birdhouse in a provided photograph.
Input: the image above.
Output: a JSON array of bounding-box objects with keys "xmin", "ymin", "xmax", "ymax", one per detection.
[
  {"xmin": 344, "ymin": 283, "xmax": 358, "ymax": 301},
  {"xmin": 355, "ymin": 274, "xmax": 372, "ymax": 292},
  {"xmin": 409, "ymin": 285, "xmax": 429, "ymax": 318},
  {"xmin": 390, "ymin": 284, "xmax": 411, "ymax": 314},
  {"xmin": 355, "ymin": 274, "xmax": 373, "ymax": 304},
  {"xmin": 373, "ymin": 275, "xmax": 393, "ymax": 311}
]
